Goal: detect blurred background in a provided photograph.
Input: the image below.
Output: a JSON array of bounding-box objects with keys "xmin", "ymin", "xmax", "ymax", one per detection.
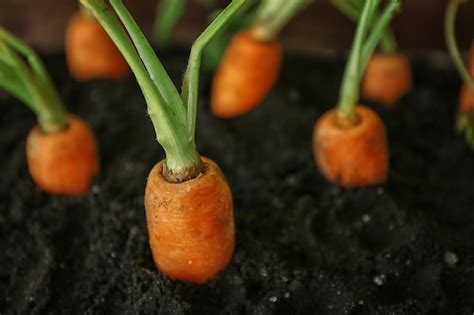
[{"xmin": 0, "ymin": 0, "xmax": 473, "ymax": 55}]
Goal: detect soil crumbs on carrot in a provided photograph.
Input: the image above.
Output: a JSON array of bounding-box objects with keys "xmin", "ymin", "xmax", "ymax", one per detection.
[{"xmin": 1, "ymin": 52, "xmax": 473, "ymax": 314}]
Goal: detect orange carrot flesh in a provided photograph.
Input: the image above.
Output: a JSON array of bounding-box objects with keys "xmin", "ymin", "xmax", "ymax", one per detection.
[
  {"xmin": 361, "ymin": 53, "xmax": 412, "ymax": 105},
  {"xmin": 313, "ymin": 105, "xmax": 389, "ymax": 187},
  {"xmin": 145, "ymin": 157, "xmax": 234, "ymax": 284},
  {"xmin": 211, "ymin": 29, "xmax": 282, "ymax": 118},
  {"xmin": 26, "ymin": 115, "xmax": 99, "ymax": 195},
  {"xmin": 65, "ymin": 11, "xmax": 129, "ymax": 81}
]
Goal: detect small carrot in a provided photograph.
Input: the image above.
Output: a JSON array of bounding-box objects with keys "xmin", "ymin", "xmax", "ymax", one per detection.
[
  {"xmin": 331, "ymin": 0, "xmax": 411, "ymax": 106},
  {"xmin": 0, "ymin": 28, "xmax": 99, "ymax": 195},
  {"xmin": 211, "ymin": 0, "xmax": 311, "ymax": 118},
  {"xmin": 313, "ymin": 0, "xmax": 401, "ymax": 187},
  {"xmin": 65, "ymin": 5, "xmax": 129, "ymax": 80},
  {"xmin": 445, "ymin": 0, "xmax": 474, "ymax": 148},
  {"xmin": 83, "ymin": 0, "xmax": 242, "ymax": 283}
]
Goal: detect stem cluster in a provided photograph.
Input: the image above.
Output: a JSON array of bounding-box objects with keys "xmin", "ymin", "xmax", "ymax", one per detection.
[
  {"xmin": 337, "ymin": 0, "xmax": 401, "ymax": 120},
  {"xmin": 81, "ymin": 0, "xmax": 244, "ymax": 181},
  {"xmin": 0, "ymin": 28, "xmax": 68, "ymax": 133}
]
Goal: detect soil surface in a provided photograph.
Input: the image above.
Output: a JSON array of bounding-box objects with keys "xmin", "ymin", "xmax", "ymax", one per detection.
[{"xmin": 1, "ymin": 51, "xmax": 473, "ymax": 314}]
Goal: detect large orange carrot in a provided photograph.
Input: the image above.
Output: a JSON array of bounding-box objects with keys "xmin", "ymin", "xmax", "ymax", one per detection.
[
  {"xmin": 27, "ymin": 116, "xmax": 99, "ymax": 195},
  {"xmin": 361, "ymin": 52, "xmax": 412, "ymax": 105},
  {"xmin": 313, "ymin": 0, "xmax": 399, "ymax": 187},
  {"xmin": 211, "ymin": 29, "xmax": 281, "ymax": 117},
  {"xmin": 313, "ymin": 106, "xmax": 388, "ymax": 187},
  {"xmin": 331, "ymin": 0, "xmax": 411, "ymax": 106},
  {"xmin": 211, "ymin": 0, "xmax": 311, "ymax": 118},
  {"xmin": 0, "ymin": 27, "xmax": 99, "ymax": 195},
  {"xmin": 445, "ymin": 1, "xmax": 474, "ymax": 148},
  {"xmin": 82, "ymin": 0, "xmax": 243, "ymax": 283},
  {"xmin": 65, "ymin": 8, "xmax": 129, "ymax": 80},
  {"xmin": 145, "ymin": 157, "xmax": 234, "ymax": 283}
]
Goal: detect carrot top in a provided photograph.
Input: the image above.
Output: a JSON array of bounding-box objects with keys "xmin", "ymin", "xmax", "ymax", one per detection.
[
  {"xmin": 337, "ymin": 0, "xmax": 401, "ymax": 121},
  {"xmin": 445, "ymin": 0, "xmax": 474, "ymax": 147},
  {"xmin": 251, "ymin": 0, "xmax": 312, "ymax": 41},
  {"xmin": 81, "ymin": 0, "xmax": 244, "ymax": 182},
  {"xmin": 330, "ymin": 0, "xmax": 398, "ymax": 54},
  {"xmin": 0, "ymin": 28, "xmax": 68, "ymax": 133},
  {"xmin": 445, "ymin": 0, "xmax": 474, "ymax": 92}
]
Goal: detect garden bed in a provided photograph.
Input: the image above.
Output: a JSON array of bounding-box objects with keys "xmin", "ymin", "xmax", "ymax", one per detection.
[{"xmin": 1, "ymin": 51, "xmax": 473, "ymax": 314}]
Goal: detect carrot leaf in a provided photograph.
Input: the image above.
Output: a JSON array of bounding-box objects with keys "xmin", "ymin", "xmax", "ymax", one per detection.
[
  {"xmin": 445, "ymin": 0, "xmax": 474, "ymax": 91},
  {"xmin": 0, "ymin": 28, "xmax": 68, "ymax": 133},
  {"xmin": 181, "ymin": 0, "xmax": 245, "ymax": 142},
  {"xmin": 153, "ymin": 0, "xmax": 186, "ymax": 47}
]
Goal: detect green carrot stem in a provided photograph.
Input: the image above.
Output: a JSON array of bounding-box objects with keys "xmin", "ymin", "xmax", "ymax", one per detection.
[
  {"xmin": 330, "ymin": 0, "xmax": 397, "ymax": 54},
  {"xmin": 110, "ymin": 0, "xmax": 186, "ymax": 118},
  {"xmin": 153, "ymin": 0, "xmax": 186, "ymax": 47},
  {"xmin": 82, "ymin": 0, "xmax": 243, "ymax": 180},
  {"xmin": 181, "ymin": 0, "xmax": 245, "ymax": 141},
  {"xmin": 252, "ymin": 0, "xmax": 312, "ymax": 41},
  {"xmin": 445, "ymin": 0, "xmax": 474, "ymax": 91},
  {"xmin": 0, "ymin": 28, "xmax": 68, "ymax": 133},
  {"xmin": 337, "ymin": 0, "xmax": 375, "ymax": 119},
  {"xmin": 360, "ymin": 0, "xmax": 401, "ymax": 76}
]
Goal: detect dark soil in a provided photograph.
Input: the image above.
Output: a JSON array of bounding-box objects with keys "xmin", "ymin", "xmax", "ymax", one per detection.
[{"xmin": 1, "ymin": 51, "xmax": 473, "ymax": 315}]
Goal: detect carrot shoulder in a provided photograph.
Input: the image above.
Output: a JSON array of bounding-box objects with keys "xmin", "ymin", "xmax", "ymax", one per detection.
[
  {"xmin": 313, "ymin": 106, "xmax": 388, "ymax": 187},
  {"xmin": 26, "ymin": 116, "xmax": 99, "ymax": 195},
  {"xmin": 361, "ymin": 53, "xmax": 412, "ymax": 105},
  {"xmin": 312, "ymin": 0, "xmax": 399, "ymax": 187},
  {"xmin": 145, "ymin": 157, "xmax": 234, "ymax": 283},
  {"xmin": 65, "ymin": 10, "xmax": 129, "ymax": 81},
  {"xmin": 211, "ymin": 29, "xmax": 282, "ymax": 118}
]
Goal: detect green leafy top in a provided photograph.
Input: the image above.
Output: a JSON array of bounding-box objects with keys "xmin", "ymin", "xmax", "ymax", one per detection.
[
  {"xmin": 81, "ymin": 0, "xmax": 244, "ymax": 182},
  {"xmin": 252, "ymin": 0, "xmax": 313, "ymax": 41},
  {"xmin": 337, "ymin": 0, "xmax": 401, "ymax": 121},
  {"xmin": 330, "ymin": 0, "xmax": 398, "ymax": 54},
  {"xmin": 0, "ymin": 28, "xmax": 68, "ymax": 133}
]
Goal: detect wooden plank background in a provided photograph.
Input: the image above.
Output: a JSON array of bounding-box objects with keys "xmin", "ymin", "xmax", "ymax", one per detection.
[{"xmin": 0, "ymin": 0, "xmax": 472, "ymax": 55}]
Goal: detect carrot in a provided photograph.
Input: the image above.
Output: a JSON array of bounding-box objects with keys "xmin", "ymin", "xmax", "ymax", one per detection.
[
  {"xmin": 82, "ymin": 0, "xmax": 243, "ymax": 283},
  {"xmin": 27, "ymin": 116, "xmax": 99, "ymax": 195},
  {"xmin": 211, "ymin": 29, "xmax": 282, "ymax": 117},
  {"xmin": 313, "ymin": 0, "xmax": 400, "ymax": 187},
  {"xmin": 361, "ymin": 52, "xmax": 412, "ymax": 105},
  {"xmin": 65, "ymin": 6, "xmax": 129, "ymax": 80},
  {"xmin": 211, "ymin": 0, "xmax": 311, "ymax": 118},
  {"xmin": 0, "ymin": 28, "xmax": 99, "ymax": 195},
  {"xmin": 445, "ymin": 0, "xmax": 474, "ymax": 148},
  {"xmin": 331, "ymin": 0, "xmax": 411, "ymax": 106},
  {"xmin": 145, "ymin": 157, "xmax": 234, "ymax": 283}
]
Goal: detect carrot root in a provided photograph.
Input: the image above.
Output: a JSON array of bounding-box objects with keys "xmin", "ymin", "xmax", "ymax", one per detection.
[
  {"xmin": 211, "ymin": 29, "xmax": 282, "ymax": 118},
  {"xmin": 145, "ymin": 157, "xmax": 234, "ymax": 283},
  {"xmin": 361, "ymin": 53, "xmax": 412, "ymax": 105},
  {"xmin": 313, "ymin": 105, "xmax": 389, "ymax": 187},
  {"xmin": 65, "ymin": 11, "xmax": 130, "ymax": 81},
  {"xmin": 26, "ymin": 115, "xmax": 99, "ymax": 195}
]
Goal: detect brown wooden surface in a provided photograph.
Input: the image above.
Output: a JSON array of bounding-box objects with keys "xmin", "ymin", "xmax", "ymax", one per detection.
[{"xmin": 0, "ymin": 0, "xmax": 472, "ymax": 55}]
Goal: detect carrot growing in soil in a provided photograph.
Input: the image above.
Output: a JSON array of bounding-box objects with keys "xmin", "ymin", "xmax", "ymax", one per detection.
[
  {"xmin": 211, "ymin": 0, "xmax": 312, "ymax": 118},
  {"xmin": 331, "ymin": 0, "xmax": 411, "ymax": 106},
  {"xmin": 313, "ymin": 0, "xmax": 401, "ymax": 188},
  {"xmin": 65, "ymin": 5, "xmax": 129, "ymax": 80},
  {"xmin": 82, "ymin": 0, "xmax": 242, "ymax": 283},
  {"xmin": 0, "ymin": 28, "xmax": 99, "ymax": 195},
  {"xmin": 445, "ymin": 0, "xmax": 474, "ymax": 148}
]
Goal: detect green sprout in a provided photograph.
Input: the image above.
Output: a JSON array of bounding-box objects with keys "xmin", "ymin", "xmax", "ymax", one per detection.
[
  {"xmin": 81, "ymin": 0, "xmax": 244, "ymax": 182},
  {"xmin": 0, "ymin": 28, "xmax": 68, "ymax": 133}
]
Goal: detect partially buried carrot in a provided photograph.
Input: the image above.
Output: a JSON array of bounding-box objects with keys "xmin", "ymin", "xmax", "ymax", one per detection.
[
  {"xmin": 82, "ymin": 0, "xmax": 243, "ymax": 283},
  {"xmin": 331, "ymin": 0, "xmax": 411, "ymax": 106},
  {"xmin": 0, "ymin": 27, "xmax": 99, "ymax": 195},
  {"xmin": 445, "ymin": 0, "xmax": 474, "ymax": 148},
  {"xmin": 313, "ymin": 0, "xmax": 401, "ymax": 187},
  {"xmin": 211, "ymin": 0, "xmax": 311, "ymax": 118},
  {"xmin": 65, "ymin": 5, "xmax": 129, "ymax": 80}
]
